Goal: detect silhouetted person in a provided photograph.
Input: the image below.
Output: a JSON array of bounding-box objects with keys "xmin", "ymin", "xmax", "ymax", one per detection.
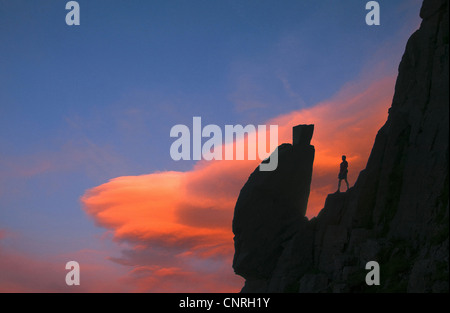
[{"xmin": 337, "ymin": 155, "xmax": 349, "ymax": 192}]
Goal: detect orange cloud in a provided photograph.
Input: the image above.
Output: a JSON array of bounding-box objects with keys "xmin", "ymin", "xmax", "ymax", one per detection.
[{"xmin": 80, "ymin": 75, "xmax": 395, "ymax": 292}]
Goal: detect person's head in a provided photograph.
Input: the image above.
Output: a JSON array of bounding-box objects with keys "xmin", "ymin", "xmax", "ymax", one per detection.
[{"xmin": 342, "ymin": 155, "xmax": 346, "ymax": 161}]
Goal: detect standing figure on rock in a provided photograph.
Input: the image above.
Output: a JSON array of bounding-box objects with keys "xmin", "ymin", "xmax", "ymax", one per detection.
[{"xmin": 337, "ymin": 155, "xmax": 349, "ymax": 192}]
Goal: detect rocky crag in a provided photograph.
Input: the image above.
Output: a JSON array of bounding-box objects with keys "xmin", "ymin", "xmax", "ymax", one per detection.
[{"xmin": 232, "ymin": 0, "xmax": 449, "ymax": 292}]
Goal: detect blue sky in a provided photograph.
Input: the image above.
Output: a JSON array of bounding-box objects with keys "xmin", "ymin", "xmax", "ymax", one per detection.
[{"xmin": 0, "ymin": 0, "xmax": 422, "ymax": 291}]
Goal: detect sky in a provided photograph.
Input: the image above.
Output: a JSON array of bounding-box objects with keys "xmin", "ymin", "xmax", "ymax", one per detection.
[{"xmin": 0, "ymin": 0, "xmax": 422, "ymax": 292}]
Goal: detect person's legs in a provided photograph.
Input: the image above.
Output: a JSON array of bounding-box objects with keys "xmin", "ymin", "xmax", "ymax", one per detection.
[
  {"xmin": 345, "ymin": 178, "xmax": 349, "ymax": 190},
  {"xmin": 337, "ymin": 179, "xmax": 341, "ymax": 192}
]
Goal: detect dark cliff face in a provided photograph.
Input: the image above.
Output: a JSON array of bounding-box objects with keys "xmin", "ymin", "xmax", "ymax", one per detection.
[{"xmin": 232, "ymin": 0, "xmax": 448, "ymax": 293}]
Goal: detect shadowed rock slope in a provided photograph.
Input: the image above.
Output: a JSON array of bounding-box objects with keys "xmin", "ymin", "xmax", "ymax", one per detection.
[{"xmin": 232, "ymin": 0, "xmax": 448, "ymax": 293}]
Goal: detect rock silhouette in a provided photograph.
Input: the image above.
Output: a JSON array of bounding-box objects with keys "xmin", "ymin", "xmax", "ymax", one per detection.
[
  {"xmin": 232, "ymin": 0, "xmax": 448, "ymax": 292},
  {"xmin": 232, "ymin": 125, "xmax": 314, "ymax": 288}
]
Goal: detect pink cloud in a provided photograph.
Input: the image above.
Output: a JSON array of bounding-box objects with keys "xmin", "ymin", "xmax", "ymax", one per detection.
[
  {"xmin": 78, "ymin": 74, "xmax": 395, "ymax": 292},
  {"xmin": 0, "ymin": 230, "xmax": 131, "ymax": 292}
]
